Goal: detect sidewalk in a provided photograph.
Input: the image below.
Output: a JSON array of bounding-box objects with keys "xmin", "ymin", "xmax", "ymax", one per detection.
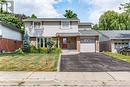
[{"xmin": 0, "ymin": 72, "xmax": 130, "ymax": 87}]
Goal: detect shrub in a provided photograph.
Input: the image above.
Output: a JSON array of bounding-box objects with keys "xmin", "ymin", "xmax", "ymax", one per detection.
[
  {"xmin": 52, "ymin": 48, "xmax": 62, "ymax": 54},
  {"xmin": 39, "ymin": 48, "xmax": 48, "ymax": 53},
  {"xmin": 47, "ymin": 40, "xmax": 55, "ymax": 53},
  {"xmin": 29, "ymin": 45, "xmax": 61, "ymax": 54},
  {"xmin": 14, "ymin": 48, "xmax": 24, "ymax": 55},
  {"xmin": 29, "ymin": 46, "xmax": 39, "ymax": 53}
]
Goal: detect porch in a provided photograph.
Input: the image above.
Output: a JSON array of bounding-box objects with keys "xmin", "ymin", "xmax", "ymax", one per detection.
[
  {"xmin": 56, "ymin": 32, "xmax": 80, "ymax": 52},
  {"xmin": 59, "ymin": 37, "xmax": 77, "ymax": 49}
]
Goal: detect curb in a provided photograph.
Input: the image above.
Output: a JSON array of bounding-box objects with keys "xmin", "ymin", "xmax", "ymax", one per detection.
[{"xmin": 57, "ymin": 54, "xmax": 61, "ymax": 72}]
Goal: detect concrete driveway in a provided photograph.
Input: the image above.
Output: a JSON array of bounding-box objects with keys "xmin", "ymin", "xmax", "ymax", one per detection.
[{"xmin": 60, "ymin": 53, "xmax": 130, "ymax": 72}]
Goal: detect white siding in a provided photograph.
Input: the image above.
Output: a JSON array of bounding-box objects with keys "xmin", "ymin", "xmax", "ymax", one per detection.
[
  {"xmin": 25, "ymin": 21, "xmax": 79, "ymax": 37},
  {"xmin": 0, "ymin": 29, "xmax": 2, "ymax": 36},
  {"xmin": 78, "ymin": 25, "xmax": 91, "ymax": 30},
  {"xmin": 0, "ymin": 24, "xmax": 22, "ymax": 41},
  {"xmin": 111, "ymin": 41, "xmax": 116, "ymax": 53}
]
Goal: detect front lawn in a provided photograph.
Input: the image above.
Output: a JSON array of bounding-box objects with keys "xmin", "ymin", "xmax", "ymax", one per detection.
[
  {"xmin": 0, "ymin": 53, "xmax": 60, "ymax": 71},
  {"xmin": 103, "ymin": 52, "xmax": 130, "ymax": 62}
]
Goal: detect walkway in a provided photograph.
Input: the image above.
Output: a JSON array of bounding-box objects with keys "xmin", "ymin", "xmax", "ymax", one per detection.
[{"xmin": 0, "ymin": 72, "xmax": 130, "ymax": 87}]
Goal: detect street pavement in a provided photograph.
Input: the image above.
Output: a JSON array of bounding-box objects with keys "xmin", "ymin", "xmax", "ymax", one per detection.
[{"xmin": 0, "ymin": 72, "xmax": 130, "ymax": 87}]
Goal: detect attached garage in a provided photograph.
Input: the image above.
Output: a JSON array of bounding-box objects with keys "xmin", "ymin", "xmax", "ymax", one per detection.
[
  {"xmin": 79, "ymin": 30, "xmax": 99, "ymax": 53},
  {"xmin": 80, "ymin": 37, "xmax": 96, "ymax": 52}
]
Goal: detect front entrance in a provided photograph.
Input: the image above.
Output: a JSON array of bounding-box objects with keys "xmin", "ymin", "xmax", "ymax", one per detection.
[
  {"xmin": 62, "ymin": 38, "xmax": 67, "ymax": 49},
  {"xmin": 60, "ymin": 37, "xmax": 77, "ymax": 49}
]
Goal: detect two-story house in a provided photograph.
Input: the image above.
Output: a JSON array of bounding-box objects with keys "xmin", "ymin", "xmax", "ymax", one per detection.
[{"xmin": 23, "ymin": 18, "xmax": 99, "ymax": 53}]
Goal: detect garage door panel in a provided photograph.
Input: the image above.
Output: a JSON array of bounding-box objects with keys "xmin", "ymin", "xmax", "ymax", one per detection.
[{"xmin": 80, "ymin": 38, "xmax": 96, "ymax": 52}]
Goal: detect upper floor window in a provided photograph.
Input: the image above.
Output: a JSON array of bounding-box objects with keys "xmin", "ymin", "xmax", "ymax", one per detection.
[
  {"xmin": 34, "ymin": 22, "xmax": 41, "ymax": 29},
  {"xmin": 61, "ymin": 21, "xmax": 70, "ymax": 29}
]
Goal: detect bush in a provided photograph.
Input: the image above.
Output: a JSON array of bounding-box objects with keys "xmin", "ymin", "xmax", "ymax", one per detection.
[
  {"xmin": 29, "ymin": 46, "xmax": 61, "ymax": 54},
  {"xmin": 14, "ymin": 48, "xmax": 24, "ymax": 55},
  {"xmin": 52, "ymin": 48, "xmax": 62, "ymax": 54},
  {"xmin": 39, "ymin": 48, "xmax": 48, "ymax": 54},
  {"xmin": 47, "ymin": 40, "xmax": 55, "ymax": 53},
  {"xmin": 29, "ymin": 46, "xmax": 39, "ymax": 53}
]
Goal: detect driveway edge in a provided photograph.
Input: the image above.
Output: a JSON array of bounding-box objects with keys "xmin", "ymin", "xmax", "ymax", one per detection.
[{"xmin": 57, "ymin": 54, "xmax": 61, "ymax": 72}]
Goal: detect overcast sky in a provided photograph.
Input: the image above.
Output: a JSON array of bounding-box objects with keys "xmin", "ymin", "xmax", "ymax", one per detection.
[{"xmin": 14, "ymin": 0, "xmax": 129, "ymax": 23}]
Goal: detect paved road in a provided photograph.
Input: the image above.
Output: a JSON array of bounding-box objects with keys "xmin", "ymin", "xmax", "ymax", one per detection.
[{"xmin": 60, "ymin": 53, "xmax": 130, "ymax": 72}]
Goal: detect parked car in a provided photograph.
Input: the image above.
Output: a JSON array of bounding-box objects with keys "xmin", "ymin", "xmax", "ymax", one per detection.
[{"xmin": 119, "ymin": 47, "xmax": 130, "ymax": 55}]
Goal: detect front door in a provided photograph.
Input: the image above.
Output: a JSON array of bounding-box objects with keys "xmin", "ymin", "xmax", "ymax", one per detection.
[{"xmin": 62, "ymin": 38, "xmax": 67, "ymax": 49}]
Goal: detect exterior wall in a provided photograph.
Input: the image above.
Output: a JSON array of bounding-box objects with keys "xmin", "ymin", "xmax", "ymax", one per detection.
[
  {"xmin": 0, "ymin": 38, "xmax": 22, "ymax": 52},
  {"xmin": 111, "ymin": 41, "xmax": 115, "ymax": 53},
  {"xmin": 59, "ymin": 37, "xmax": 77, "ymax": 49},
  {"xmin": 78, "ymin": 25, "xmax": 91, "ymax": 30},
  {"xmin": 0, "ymin": 24, "xmax": 22, "ymax": 41},
  {"xmin": 77, "ymin": 37, "xmax": 80, "ymax": 52},
  {"xmin": 96, "ymin": 36, "xmax": 99, "ymax": 52},
  {"xmin": 44, "ymin": 21, "xmax": 79, "ymax": 37},
  {"xmin": 100, "ymin": 40, "xmax": 111, "ymax": 52},
  {"xmin": 99, "ymin": 32, "xmax": 112, "ymax": 52},
  {"xmin": 25, "ymin": 21, "xmax": 79, "ymax": 37},
  {"xmin": 0, "ymin": 29, "xmax": 2, "ymax": 36}
]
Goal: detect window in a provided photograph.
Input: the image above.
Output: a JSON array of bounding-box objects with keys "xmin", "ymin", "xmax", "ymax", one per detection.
[
  {"xmin": 63, "ymin": 38, "xmax": 67, "ymax": 44},
  {"xmin": 37, "ymin": 38, "xmax": 44, "ymax": 48},
  {"xmin": 61, "ymin": 21, "xmax": 70, "ymax": 29},
  {"xmin": 34, "ymin": 22, "xmax": 41, "ymax": 29}
]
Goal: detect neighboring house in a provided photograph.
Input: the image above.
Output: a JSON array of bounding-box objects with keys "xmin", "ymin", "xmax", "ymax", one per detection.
[
  {"xmin": 99, "ymin": 30, "xmax": 130, "ymax": 53},
  {"xmin": 23, "ymin": 18, "xmax": 99, "ymax": 53},
  {"xmin": 0, "ymin": 21, "xmax": 22, "ymax": 52}
]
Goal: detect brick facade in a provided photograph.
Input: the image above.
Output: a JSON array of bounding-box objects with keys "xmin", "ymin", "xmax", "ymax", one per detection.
[
  {"xmin": 0, "ymin": 38, "xmax": 22, "ymax": 52},
  {"xmin": 96, "ymin": 36, "xmax": 99, "ymax": 52},
  {"xmin": 76, "ymin": 37, "xmax": 80, "ymax": 52}
]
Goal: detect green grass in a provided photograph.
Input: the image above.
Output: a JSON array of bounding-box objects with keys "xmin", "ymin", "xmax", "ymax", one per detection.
[
  {"xmin": 103, "ymin": 52, "xmax": 130, "ymax": 62},
  {"xmin": 0, "ymin": 53, "xmax": 60, "ymax": 71}
]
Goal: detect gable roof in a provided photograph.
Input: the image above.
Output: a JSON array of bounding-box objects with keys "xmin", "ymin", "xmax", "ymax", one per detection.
[
  {"xmin": 99, "ymin": 30, "xmax": 130, "ymax": 40},
  {"xmin": 0, "ymin": 21, "xmax": 21, "ymax": 32},
  {"xmin": 56, "ymin": 30, "xmax": 99, "ymax": 37},
  {"xmin": 23, "ymin": 18, "xmax": 80, "ymax": 22}
]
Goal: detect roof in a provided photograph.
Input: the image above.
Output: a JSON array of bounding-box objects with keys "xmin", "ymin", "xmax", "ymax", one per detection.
[
  {"xmin": 99, "ymin": 30, "xmax": 130, "ymax": 40},
  {"xmin": 79, "ymin": 30, "xmax": 99, "ymax": 36},
  {"xmin": 0, "ymin": 21, "xmax": 21, "ymax": 32},
  {"xmin": 56, "ymin": 30, "xmax": 99, "ymax": 37},
  {"xmin": 23, "ymin": 18, "xmax": 80, "ymax": 22},
  {"xmin": 79, "ymin": 22, "xmax": 92, "ymax": 26},
  {"xmin": 56, "ymin": 32, "xmax": 80, "ymax": 37}
]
